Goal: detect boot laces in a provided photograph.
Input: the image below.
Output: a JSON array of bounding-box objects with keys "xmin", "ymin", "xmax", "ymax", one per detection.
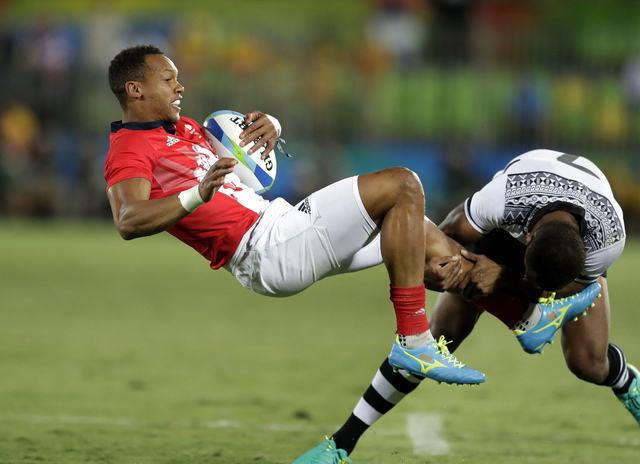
[{"xmin": 435, "ymin": 335, "xmax": 465, "ymax": 368}]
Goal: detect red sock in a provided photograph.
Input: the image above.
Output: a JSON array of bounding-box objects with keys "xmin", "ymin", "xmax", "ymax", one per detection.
[
  {"xmin": 473, "ymin": 291, "xmax": 531, "ymax": 329},
  {"xmin": 390, "ymin": 285, "xmax": 429, "ymax": 335}
]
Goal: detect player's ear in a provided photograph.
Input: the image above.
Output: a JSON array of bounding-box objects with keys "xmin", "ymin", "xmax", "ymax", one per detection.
[
  {"xmin": 125, "ymin": 81, "xmax": 143, "ymax": 100},
  {"xmin": 526, "ymin": 232, "xmax": 534, "ymax": 245}
]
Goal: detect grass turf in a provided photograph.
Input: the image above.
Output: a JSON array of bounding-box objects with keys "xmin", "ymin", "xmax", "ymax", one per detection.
[{"xmin": 0, "ymin": 220, "xmax": 638, "ymax": 463}]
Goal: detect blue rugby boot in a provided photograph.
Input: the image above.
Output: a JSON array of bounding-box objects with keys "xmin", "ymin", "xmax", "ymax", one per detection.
[
  {"xmin": 615, "ymin": 364, "xmax": 640, "ymax": 427},
  {"xmin": 293, "ymin": 438, "xmax": 352, "ymax": 464},
  {"xmin": 514, "ymin": 282, "xmax": 601, "ymax": 354},
  {"xmin": 388, "ymin": 335, "xmax": 486, "ymax": 385}
]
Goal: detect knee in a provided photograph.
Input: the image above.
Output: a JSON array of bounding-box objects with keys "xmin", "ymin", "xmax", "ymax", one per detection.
[
  {"xmin": 386, "ymin": 167, "xmax": 424, "ymax": 202},
  {"xmin": 358, "ymin": 167, "xmax": 425, "ymax": 223},
  {"xmin": 565, "ymin": 350, "xmax": 608, "ymax": 384}
]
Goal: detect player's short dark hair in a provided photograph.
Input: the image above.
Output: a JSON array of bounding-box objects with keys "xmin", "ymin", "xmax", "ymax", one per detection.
[
  {"xmin": 525, "ymin": 221, "xmax": 585, "ymax": 291},
  {"xmin": 108, "ymin": 44, "xmax": 165, "ymax": 109}
]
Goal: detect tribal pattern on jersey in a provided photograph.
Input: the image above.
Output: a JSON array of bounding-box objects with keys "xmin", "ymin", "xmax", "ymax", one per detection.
[{"xmin": 504, "ymin": 172, "xmax": 624, "ymax": 252}]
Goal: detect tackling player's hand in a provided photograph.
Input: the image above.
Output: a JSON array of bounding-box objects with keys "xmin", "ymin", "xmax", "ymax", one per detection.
[
  {"xmin": 240, "ymin": 111, "xmax": 279, "ymax": 160},
  {"xmin": 198, "ymin": 158, "xmax": 238, "ymax": 202},
  {"xmin": 455, "ymin": 249, "xmax": 503, "ymax": 300},
  {"xmin": 424, "ymin": 255, "xmax": 464, "ymax": 292}
]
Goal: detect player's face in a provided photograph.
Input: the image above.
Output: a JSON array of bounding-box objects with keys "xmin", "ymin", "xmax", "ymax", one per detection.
[
  {"xmin": 524, "ymin": 267, "xmax": 543, "ymax": 291},
  {"xmin": 139, "ymin": 54, "xmax": 184, "ymax": 124},
  {"xmin": 524, "ymin": 236, "xmax": 544, "ymax": 290}
]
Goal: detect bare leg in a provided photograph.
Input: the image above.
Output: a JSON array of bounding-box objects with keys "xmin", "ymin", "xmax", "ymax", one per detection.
[
  {"xmin": 561, "ymin": 277, "xmax": 640, "ymax": 426},
  {"xmin": 357, "ymin": 168, "xmax": 425, "ymax": 287},
  {"xmin": 293, "ymin": 170, "xmax": 487, "ymax": 462},
  {"xmin": 561, "ymin": 276, "xmax": 611, "ymax": 383}
]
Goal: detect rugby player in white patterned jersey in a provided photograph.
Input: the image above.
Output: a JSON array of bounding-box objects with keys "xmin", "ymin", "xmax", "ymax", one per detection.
[{"xmin": 297, "ymin": 150, "xmax": 638, "ymax": 463}]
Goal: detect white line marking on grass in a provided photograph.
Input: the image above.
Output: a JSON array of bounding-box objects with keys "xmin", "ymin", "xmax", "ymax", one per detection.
[
  {"xmin": 202, "ymin": 419, "xmax": 242, "ymax": 428},
  {"xmin": 405, "ymin": 413, "xmax": 449, "ymax": 455},
  {"xmin": 619, "ymin": 438, "xmax": 640, "ymax": 446}
]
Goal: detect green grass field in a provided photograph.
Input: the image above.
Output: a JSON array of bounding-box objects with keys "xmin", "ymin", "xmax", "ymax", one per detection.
[{"xmin": 1, "ymin": 220, "xmax": 638, "ymax": 463}]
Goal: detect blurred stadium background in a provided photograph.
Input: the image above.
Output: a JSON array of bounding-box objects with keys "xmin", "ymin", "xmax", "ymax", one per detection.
[{"xmin": 1, "ymin": 0, "xmax": 640, "ymax": 227}]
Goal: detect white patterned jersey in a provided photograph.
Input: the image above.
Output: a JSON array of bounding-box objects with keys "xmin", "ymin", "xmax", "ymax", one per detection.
[{"xmin": 464, "ymin": 149, "xmax": 626, "ymax": 283}]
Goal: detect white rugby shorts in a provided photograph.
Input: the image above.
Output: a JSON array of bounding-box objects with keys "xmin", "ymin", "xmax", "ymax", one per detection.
[{"xmin": 224, "ymin": 176, "xmax": 383, "ymax": 297}]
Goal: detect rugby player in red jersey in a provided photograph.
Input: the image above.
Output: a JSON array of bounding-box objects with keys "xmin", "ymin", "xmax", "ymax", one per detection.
[{"xmin": 105, "ymin": 44, "xmax": 489, "ymax": 391}]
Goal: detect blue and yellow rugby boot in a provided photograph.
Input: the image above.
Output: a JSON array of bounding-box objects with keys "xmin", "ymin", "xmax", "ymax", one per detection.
[
  {"xmin": 514, "ymin": 282, "xmax": 601, "ymax": 354},
  {"xmin": 388, "ymin": 335, "xmax": 485, "ymax": 385}
]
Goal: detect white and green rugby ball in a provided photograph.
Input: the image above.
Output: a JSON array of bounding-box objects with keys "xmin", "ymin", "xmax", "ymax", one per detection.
[{"xmin": 203, "ymin": 110, "xmax": 277, "ymax": 194}]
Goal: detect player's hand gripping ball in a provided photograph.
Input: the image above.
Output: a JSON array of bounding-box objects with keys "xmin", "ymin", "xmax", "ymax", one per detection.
[{"xmin": 203, "ymin": 110, "xmax": 277, "ymax": 194}]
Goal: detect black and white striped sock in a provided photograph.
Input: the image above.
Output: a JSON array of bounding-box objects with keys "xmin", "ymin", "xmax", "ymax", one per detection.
[
  {"xmin": 332, "ymin": 358, "xmax": 423, "ymax": 454},
  {"xmin": 602, "ymin": 343, "xmax": 632, "ymax": 392}
]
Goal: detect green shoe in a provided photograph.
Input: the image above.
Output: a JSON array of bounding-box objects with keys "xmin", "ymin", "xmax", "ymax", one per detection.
[
  {"xmin": 293, "ymin": 438, "xmax": 352, "ymax": 464},
  {"xmin": 615, "ymin": 364, "xmax": 640, "ymax": 426}
]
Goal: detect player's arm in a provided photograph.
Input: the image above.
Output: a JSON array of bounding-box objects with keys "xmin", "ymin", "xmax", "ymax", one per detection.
[
  {"xmin": 439, "ymin": 201, "xmax": 484, "ymax": 245},
  {"xmin": 424, "ymin": 203, "xmax": 515, "ymax": 295},
  {"xmin": 240, "ymin": 111, "xmax": 281, "ymax": 160},
  {"xmin": 423, "ymin": 214, "xmax": 503, "ymax": 293},
  {"xmin": 438, "ymin": 202, "xmax": 540, "ymax": 301},
  {"xmin": 107, "ymin": 158, "xmax": 237, "ymax": 240},
  {"xmin": 423, "ymin": 217, "xmax": 466, "ymax": 292},
  {"xmin": 432, "ymin": 202, "xmax": 500, "ymax": 298}
]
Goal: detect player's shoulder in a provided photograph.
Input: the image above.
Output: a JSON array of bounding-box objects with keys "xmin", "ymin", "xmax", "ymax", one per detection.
[
  {"xmin": 110, "ymin": 120, "xmax": 163, "ymax": 142},
  {"xmin": 107, "ymin": 123, "xmax": 163, "ymax": 165},
  {"xmin": 503, "ymin": 149, "xmax": 597, "ymax": 175},
  {"xmin": 521, "ymin": 149, "xmax": 606, "ymax": 179},
  {"xmin": 508, "ymin": 149, "xmax": 563, "ymax": 167},
  {"xmin": 109, "ymin": 126, "xmax": 154, "ymax": 155}
]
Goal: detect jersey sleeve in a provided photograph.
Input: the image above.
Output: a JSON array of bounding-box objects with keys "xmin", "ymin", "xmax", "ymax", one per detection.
[
  {"xmin": 105, "ymin": 133, "xmax": 156, "ymax": 190},
  {"xmin": 577, "ymin": 238, "xmax": 626, "ymax": 284},
  {"xmin": 464, "ymin": 175, "xmax": 508, "ymax": 234}
]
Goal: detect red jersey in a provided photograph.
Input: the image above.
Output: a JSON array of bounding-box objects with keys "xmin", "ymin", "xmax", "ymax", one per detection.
[{"xmin": 105, "ymin": 117, "xmax": 270, "ymax": 269}]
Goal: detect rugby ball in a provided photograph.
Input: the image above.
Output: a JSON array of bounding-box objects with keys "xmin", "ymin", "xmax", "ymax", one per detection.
[{"xmin": 203, "ymin": 110, "xmax": 277, "ymax": 194}]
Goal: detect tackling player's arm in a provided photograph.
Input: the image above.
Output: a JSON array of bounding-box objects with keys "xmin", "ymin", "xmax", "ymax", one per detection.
[
  {"xmin": 422, "ymin": 217, "xmax": 466, "ymax": 292},
  {"xmin": 434, "ymin": 203, "xmax": 502, "ymax": 299},
  {"xmin": 439, "ymin": 202, "xmax": 542, "ymax": 302},
  {"xmin": 422, "ymin": 211, "xmax": 502, "ymax": 294},
  {"xmin": 107, "ymin": 157, "xmax": 237, "ymax": 240},
  {"xmin": 439, "ymin": 202, "xmax": 484, "ymax": 245}
]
